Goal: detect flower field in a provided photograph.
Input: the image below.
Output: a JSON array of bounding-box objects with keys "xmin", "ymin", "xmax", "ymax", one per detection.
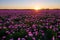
[{"xmin": 0, "ymin": 9, "xmax": 60, "ymax": 40}]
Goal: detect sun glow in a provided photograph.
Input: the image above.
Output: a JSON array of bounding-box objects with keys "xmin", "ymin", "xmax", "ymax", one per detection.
[{"xmin": 34, "ymin": 6, "xmax": 41, "ymax": 10}]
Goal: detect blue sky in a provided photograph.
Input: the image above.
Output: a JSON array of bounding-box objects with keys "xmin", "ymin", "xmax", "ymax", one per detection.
[{"xmin": 0, "ymin": 0, "xmax": 60, "ymax": 9}]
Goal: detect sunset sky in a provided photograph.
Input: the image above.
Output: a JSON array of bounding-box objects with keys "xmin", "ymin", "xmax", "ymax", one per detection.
[{"xmin": 0, "ymin": 0, "xmax": 60, "ymax": 9}]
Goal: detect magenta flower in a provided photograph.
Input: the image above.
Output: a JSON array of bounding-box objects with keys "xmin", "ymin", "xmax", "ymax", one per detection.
[
  {"xmin": 45, "ymin": 26, "xmax": 48, "ymax": 29},
  {"xmin": 21, "ymin": 38, "xmax": 26, "ymax": 40},
  {"xmin": 35, "ymin": 31, "xmax": 38, "ymax": 36},
  {"xmin": 49, "ymin": 25, "xmax": 52, "ymax": 29},
  {"xmin": 10, "ymin": 38, "xmax": 14, "ymax": 40},
  {"xmin": 2, "ymin": 36, "xmax": 6, "ymax": 39},
  {"xmin": 3, "ymin": 26, "xmax": 7, "ymax": 29},
  {"xmin": 32, "ymin": 24, "xmax": 36, "ymax": 29},
  {"xmin": 28, "ymin": 31, "xmax": 33, "ymax": 37},
  {"xmin": 42, "ymin": 33, "xmax": 45, "ymax": 36},
  {"xmin": 18, "ymin": 38, "xmax": 21, "ymax": 40},
  {"xmin": 32, "ymin": 37, "xmax": 36, "ymax": 40},
  {"xmin": 58, "ymin": 35, "xmax": 60, "ymax": 38},
  {"xmin": 52, "ymin": 36, "xmax": 55, "ymax": 40},
  {"xmin": 6, "ymin": 31, "xmax": 11, "ymax": 34}
]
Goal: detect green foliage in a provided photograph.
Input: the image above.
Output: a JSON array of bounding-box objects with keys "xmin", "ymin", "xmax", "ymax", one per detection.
[
  {"xmin": 0, "ymin": 29, "xmax": 6, "ymax": 37},
  {"xmin": 13, "ymin": 29, "xmax": 27, "ymax": 38},
  {"xmin": 44, "ymin": 29, "xmax": 54, "ymax": 40},
  {"xmin": 6, "ymin": 34, "xmax": 13, "ymax": 40},
  {"xmin": 26, "ymin": 36, "xmax": 32, "ymax": 40}
]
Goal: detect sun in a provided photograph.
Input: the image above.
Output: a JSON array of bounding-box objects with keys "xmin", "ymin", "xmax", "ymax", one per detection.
[{"xmin": 34, "ymin": 6, "xmax": 41, "ymax": 10}]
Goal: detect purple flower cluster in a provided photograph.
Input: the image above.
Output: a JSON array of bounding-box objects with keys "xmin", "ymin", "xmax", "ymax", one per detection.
[{"xmin": 0, "ymin": 10, "xmax": 60, "ymax": 40}]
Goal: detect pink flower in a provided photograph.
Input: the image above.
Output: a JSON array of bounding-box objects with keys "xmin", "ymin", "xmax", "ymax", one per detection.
[
  {"xmin": 53, "ymin": 27, "xmax": 58, "ymax": 31},
  {"xmin": 6, "ymin": 31, "xmax": 9, "ymax": 33},
  {"xmin": 58, "ymin": 32, "xmax": 60, "ymax": 33},
  {"xmin": 35, "ymin": 31, "xmax": 38, "ymax": 36},
  {"xmin": 3, "ymin": 26, "xmax": 7, "ymax": 29},
  {"xmin": 2, "ymin": 36, "xmax": 6, "ymax": 39},
  {"xmin": 11, "ymin": 26, "xmax": 14, "ymax": 28},
  {"xmin": 58, "ymin": 35, "xmax": 60, "ymax": 38},
  {"xmin": 40, "ymin": 30, "xmax": 44, "ymax": 33},
  {"xmin": 32, "ymin": 37, "xmax": 36, "ymax": 40},
  {"xmin": 6, "ymin": 31, "xmax": 10, "ymax": 34},
  {"xmin": 10, "ymin": 38, "xmax": 13, "ymax": 40},
  {"xmin": 18, "ymin": 38, "xmax": 20, "ymax": 40},
  {"xmin": 25, "ymin": 35, "xmax": 28, "ymax": 38},
  {"xmin": 26, "ymin": 29, "xmax": 29, "ymax": 32},
  {"xmin": 15, "ymin": 26, "xmax": 17, "ymax": 29},
  {"xmin": 34, "ymin": 29, "xmax": 36, "ymax": 31},
  {"xmin": 45, "ymin": 26, "xmax": 48, "ymax": 29},
  {"xmin": 40, "ymin": 20, "xmax": 43, "ymax": 22},
  {"xmin": 28, "ymin": 32, "xmax": 33, "ymax": 37},
  {"xmin": 32, "ymin": 24, "xmax": 36, "ymax": 29},
  {"xmin": 21, "ymin": 38, "xmax": 26, "ymax": 40},
  {"xmin": 52, "ymin": 36, "xmax": 55, "ymax": 40},
  {"xmin": 46, "ymin": 23, "xmax": 48, "ymax": 25},
  {"xmin": 50, "ymin": 25, "xmax": 52, "ymax": 29},
  {"xmin": 8, "ymin": 25, "xmax": 12, "ymax": 28},
  {"xmin": 42, "ymin": 33, "xmax": 45, "ymax": 36}
]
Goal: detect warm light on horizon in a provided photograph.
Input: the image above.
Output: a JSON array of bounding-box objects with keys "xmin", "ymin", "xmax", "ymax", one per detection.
[{"xmin": 34, "ymin": 6, "xmax": 41, "ymax": 10}]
